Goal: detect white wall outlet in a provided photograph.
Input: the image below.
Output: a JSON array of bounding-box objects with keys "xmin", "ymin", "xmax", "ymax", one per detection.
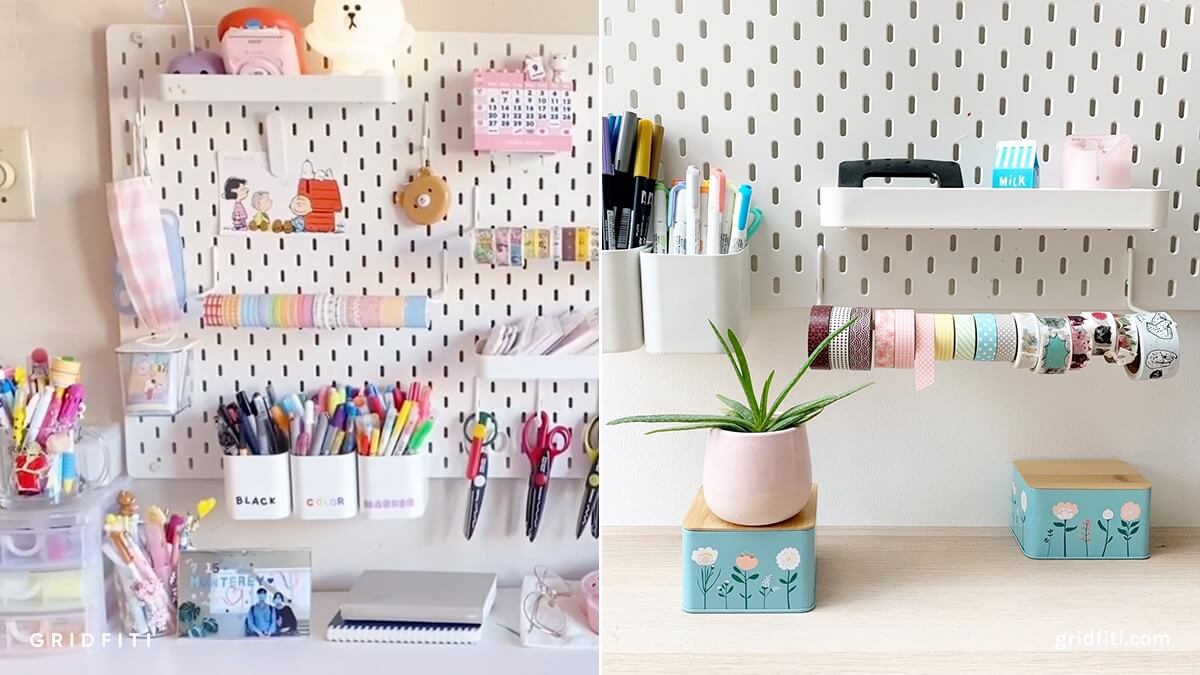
[{"xmin": 0, "ymin": 128, "xmax": 36, "ymax": 221}]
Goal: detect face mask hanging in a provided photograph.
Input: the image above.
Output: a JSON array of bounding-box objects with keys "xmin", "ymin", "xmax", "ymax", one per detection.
[{"xmin": 107, "ymin": 80, "xmax": 185, "ymax": 331}]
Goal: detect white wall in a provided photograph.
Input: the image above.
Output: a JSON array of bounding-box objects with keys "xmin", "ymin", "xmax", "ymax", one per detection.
[
  {"xmin": 602, "ymin": 307, "xmax": 1200, "ymax": 526},
  {"xmin": 0, "ymin": 0, "xmax": 598, "ymax": 588}
]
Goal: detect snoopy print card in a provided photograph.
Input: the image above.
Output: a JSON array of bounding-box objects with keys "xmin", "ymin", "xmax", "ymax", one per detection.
[
  {"xmin": 178, "ymin": 549, "xmax": 313, "ymax": 639},
  {"xmin": 217, "ymin": 152, "xmax": 346, "ymax": 235}
]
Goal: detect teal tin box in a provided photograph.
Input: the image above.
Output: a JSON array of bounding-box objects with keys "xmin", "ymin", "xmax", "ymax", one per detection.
[
  {"xmin": 681, "ymin": 485, "xmax": 817, "ymax": 613},
  {"xmin": 1011, "ymin": 460, "xmax": 1150, "ymax": 560}
]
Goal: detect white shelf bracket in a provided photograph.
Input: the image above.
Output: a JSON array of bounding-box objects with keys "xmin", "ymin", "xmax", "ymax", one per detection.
[{"xmin": 264, "ymin": 110, "xmax": 289, "ymax": 177}]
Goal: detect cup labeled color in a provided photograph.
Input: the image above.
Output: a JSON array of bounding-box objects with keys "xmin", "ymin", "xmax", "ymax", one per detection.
[{"xmin": 291, "ymin": 453, "xmax": 359, "ymax": 520}]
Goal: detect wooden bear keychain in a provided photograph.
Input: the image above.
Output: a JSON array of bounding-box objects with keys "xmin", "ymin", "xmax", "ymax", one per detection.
[{"xmin": 397, "ymin": 104, "xmax": 451, "ymax": 225}]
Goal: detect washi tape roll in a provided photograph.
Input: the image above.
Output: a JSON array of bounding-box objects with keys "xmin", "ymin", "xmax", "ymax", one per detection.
[
  {"xmin": 894, "ymin": 309, "xmax": 916, "ymax": 369},
  {"xmin": 848, "ymin": 306, "xmax": 874, "ymax": 371},
  {"xmin": 1013, "ymin": 312, "xmax": 1040, "ymax": 370},
  {"xmin": 914, "ymin": 313, "xmax": 937, "ymax": 390},
  {"xmin": 1106, "ymin": 314, "xmax": 1139, "ymax": 366},
  {"xmin": 1126, "ymin": 311, "xmax": 1180, "ymax": 381},
  {"xmin": 973, "ymin": 313, "xmax": 998, "ymax": 361},
  {"xmin": 873, "ymin": 309, "xmax": 896, "ymax": 369},
  {"xmin": 953, "ymin": 314, "xmax": 976, "ymax": 361},
  {"xmin": 1084, "ymin": 311, "xmax": 1118, "ymax": 357},
  {"xmin": 828, "ymin": 306, "xmax": 853, "ymax": 370},
  {"xmin": 994, "ymin": 313, "xmax": 1017, "ymax": 362},
  {"xmin": 1067, "ymin": 315, "xmax": 1093, "ymax": 370},
  {"xmin": 808, "ymin": 305, "xmax": 834, "ymax": 370},
  {"xmin": 203, "ymin": 295, "xmax": 223, "ymax": 327},
  {"xmin": 934, "ymin": 314, "xmax": 956, "ymax": 361},
  {"xmin": 1035, "ymin": 316, "xmax": 1072, "ymax": 374}
]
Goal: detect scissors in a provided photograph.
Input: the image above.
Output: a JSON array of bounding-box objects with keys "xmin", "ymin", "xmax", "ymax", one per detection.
[
  {"xmin": 522, "ymin": 411, "xmax": 572, "ymax": 542},
  {"xmin": 576, "ymin": 417, "xmax": 599, "ymax": 539},
  {"xmin": 463, "ymin": 412, "xmax": 505, "ymax": 540}
]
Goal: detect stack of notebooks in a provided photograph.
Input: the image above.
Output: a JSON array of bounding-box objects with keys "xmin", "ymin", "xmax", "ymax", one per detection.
[{"xmin": 327, "ymin": 571, "xmax": 498, "ymax": 644}]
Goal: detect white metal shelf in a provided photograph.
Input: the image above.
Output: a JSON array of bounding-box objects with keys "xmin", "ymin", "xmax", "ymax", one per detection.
[{"xmin": 819, "ymin": 188, "xmax": 1168, "ymax": 230}]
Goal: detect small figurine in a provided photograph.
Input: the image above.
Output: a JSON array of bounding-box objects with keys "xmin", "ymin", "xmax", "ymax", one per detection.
[
  {"xmin": 117, "ymin": 489, "xmax": 141, "ymax": 532},
  {"xmin": 524, "ymin": 54, "xmax": 547, "ymax": 81},
  {"xmin": 305, "ymin": 0, "xmax": 416, "ymax": 75},
  {"xmin": 549, "ymin": 53, "xmax": 570, "ymax": 83}
]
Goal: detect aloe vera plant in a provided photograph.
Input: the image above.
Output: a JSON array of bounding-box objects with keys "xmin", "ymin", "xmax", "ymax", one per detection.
[{"xmin": 610, "ymin": 319, "xmax": 870, "ymax": 434}]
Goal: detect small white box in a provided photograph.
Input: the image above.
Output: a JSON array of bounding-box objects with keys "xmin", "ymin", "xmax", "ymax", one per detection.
[
  {"xmin": 223, "ymin": 453, "xmax": 292, "ymax": 520},
  {"xmin": 291, "ymin": 453, "xmax": 358, "ymax": 520},
  {"xmin": 639, "ymin": 248, "xmax": 752, "ymax": 354},
  {"xmin": 601, "ymin": 246, "xmax": 647, "ymax": 353},
  {"xmin": 358, "ymin": 454, "xmax": 429, "ymax": 520}
]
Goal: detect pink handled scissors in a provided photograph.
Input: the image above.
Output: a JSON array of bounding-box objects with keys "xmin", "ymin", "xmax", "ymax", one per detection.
[{"xmin": 522, "ymin": 411, "xmax": 572, "ymax": 542}]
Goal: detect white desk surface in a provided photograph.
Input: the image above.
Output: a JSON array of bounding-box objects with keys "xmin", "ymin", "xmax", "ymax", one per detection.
[
  {"xmin": 6, "ymin": 589, "xmax": 597, "ymax": 673},
  {"xmin": 602, "ymin": 526, "xmax": 1200, "ymax": 674}
]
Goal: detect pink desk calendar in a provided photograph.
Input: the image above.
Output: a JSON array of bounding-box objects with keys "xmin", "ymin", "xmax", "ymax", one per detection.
[{"xmin": 473, "ymin": 70, "xmax": 574, "ymax": 153}]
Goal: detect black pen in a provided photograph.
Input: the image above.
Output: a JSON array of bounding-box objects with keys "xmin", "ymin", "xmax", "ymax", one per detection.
[{"xmin": 612, "ymin": 111, "xmax": 638, "ymax": 249}]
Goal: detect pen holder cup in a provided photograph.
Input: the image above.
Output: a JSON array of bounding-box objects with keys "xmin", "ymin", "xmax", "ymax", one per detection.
[
  {"xmin": 291, "ymin": 453, "xmax": 359, "ymax": 520},
  {"xmin": 357, "ymin": 453, "xmax": 429, "ymax": 520},
  {"xmin": 223, "ymin": 453, "xmax": 292, "ymax": 520},
  {"xmin": 639, "ymin": 248, "xmax": 752, "ymax": 353},
  {"xmin": 112, "ymin": 566, "xmax": 176, "ymax": 638},
  {"xmin": 116, "ymin": 336, "xmax": 198, "ymax": 417},
  {"xmin": 601, "ymin": 246, "xmax": 648, "ymax": 353}
]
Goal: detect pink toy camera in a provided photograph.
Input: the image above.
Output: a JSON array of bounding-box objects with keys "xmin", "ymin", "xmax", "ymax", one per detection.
[{"xmin": 221, "ymin": 27, "xmax": 302, "ymax": 75}]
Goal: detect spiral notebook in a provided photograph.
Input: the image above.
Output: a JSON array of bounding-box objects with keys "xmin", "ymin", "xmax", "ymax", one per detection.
[{"xmin": 325, "ymin": 613, "xmax": 483, "ymax": 644}]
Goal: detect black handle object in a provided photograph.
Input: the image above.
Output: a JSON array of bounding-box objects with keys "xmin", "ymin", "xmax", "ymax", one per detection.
[{"xmin": 838, "ymin": 159, "xmax": 965, "ymax": 188}]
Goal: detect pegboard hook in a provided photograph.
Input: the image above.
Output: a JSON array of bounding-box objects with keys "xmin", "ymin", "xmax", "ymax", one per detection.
[
  {"xmin": 1126, "ymin": 246, "xmax": 1149, "ymax": 313},
  {"xmin": 815, "ymin": 243, "xmax": 825, "ymax": 306},
  {"xmin": 419, "ymin": 100, "xmax": 432, "ymax": 168},
  {"xmin": 430, "ymin": 249, "xmax": 449, "ymax": 301},
  {"xmin": 192, "ymin": 246, "xmax": 224, "ymax": 300}
]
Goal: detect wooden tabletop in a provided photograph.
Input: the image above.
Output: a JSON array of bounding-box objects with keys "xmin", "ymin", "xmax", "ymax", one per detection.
[{"xmin": 602, "ymin": 526, "xmax": 1200, "ymax": 674}]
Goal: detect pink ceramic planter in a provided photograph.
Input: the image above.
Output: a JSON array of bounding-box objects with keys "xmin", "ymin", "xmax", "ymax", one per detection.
[{"xmin": 702, "ymin": 427, "xmax": 813, "ymax": 526}]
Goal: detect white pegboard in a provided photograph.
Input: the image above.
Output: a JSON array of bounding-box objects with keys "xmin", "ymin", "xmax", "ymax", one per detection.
[
  {"xmin": 603, "ymin": 0, "xmax": 1199, "ymax": 310},
  {"xmin": 105, "ymin": 26, "xmax": 597, "ymax": 480}
]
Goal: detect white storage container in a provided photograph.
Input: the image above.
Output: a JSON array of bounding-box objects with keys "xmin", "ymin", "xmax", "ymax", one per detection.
[
  {"xmin": 601, "ymin": 246, "xmax": 648, "ymax": 353},
  {"xmin": 358, "ymin": 453, "xmax": 429, "ymax": 520},
  {"xmin": 223, "ymin": 453, "xmax": 292, "ymax": 520},
  {"xmin": 639, "ymin": 248, "xmax": 752, "ymax": 353},
  {"xmin": 291, "ymin": 453, "xmax": 358, "ymax": 520}
]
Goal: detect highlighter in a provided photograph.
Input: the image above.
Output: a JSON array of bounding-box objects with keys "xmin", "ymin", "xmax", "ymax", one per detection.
[
  {"xmin": 667, "ymin": 182, "xmax": 686, "ymax": 254},
  {"xmin": 629, "ymin": 118, "xmax": 656, "ymax": 249},
  {"xmin": 706, "ymin": 168, "xmax": 726, "ymax": 255},
  {"xmin": 652, "ymin": 182, "xmax": 669, "ymax": 253},
  {"xmin": 684, "ymin": 166, "xmax": 701, "ymax": 254},
  {"xmin": 729, "ymin": 184, "xmax": 753, "ymax": 253}
]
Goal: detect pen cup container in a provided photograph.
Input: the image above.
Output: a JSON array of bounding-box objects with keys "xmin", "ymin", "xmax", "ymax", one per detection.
[
  {"xmin": 601, "ymin": 246, "xmax": 649, "ymax": 353},
  {"xmin": 639, "ymin": 247, "xmax": 751, "ymax": 353},
  {"xmin": 111, "ymin": 564, "xmax": 175, "ymax": 638},
  {"xmin": 223, "ymin": 453, "xmax": 292, "ymax": 520},
  {"xmin": 357, "ymin": 453, "xmax": 429, "ymax": 520},
  {"xmin": 291, "ymin": 453, "xmax": 359, "ymax": 520}
]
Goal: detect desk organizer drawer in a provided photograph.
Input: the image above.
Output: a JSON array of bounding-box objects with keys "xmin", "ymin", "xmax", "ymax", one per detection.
[
  {"xmin": 0, "ymin": 569, "xmax": 90, "ymax": 613},
  {"xmin": 1011, "ymin": 460, "xmax": 1151, "ymax": 560},
  {"xmin": 682, "ymin": 485, "xmax": 817, "ymax": 613},
  {"xmin": 0, "ymin": 609, "xmax": 102, "ymax": 654},
  {"xmin": 0, "ymin": 526, "xmax": 84, "ymax": 571}
]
